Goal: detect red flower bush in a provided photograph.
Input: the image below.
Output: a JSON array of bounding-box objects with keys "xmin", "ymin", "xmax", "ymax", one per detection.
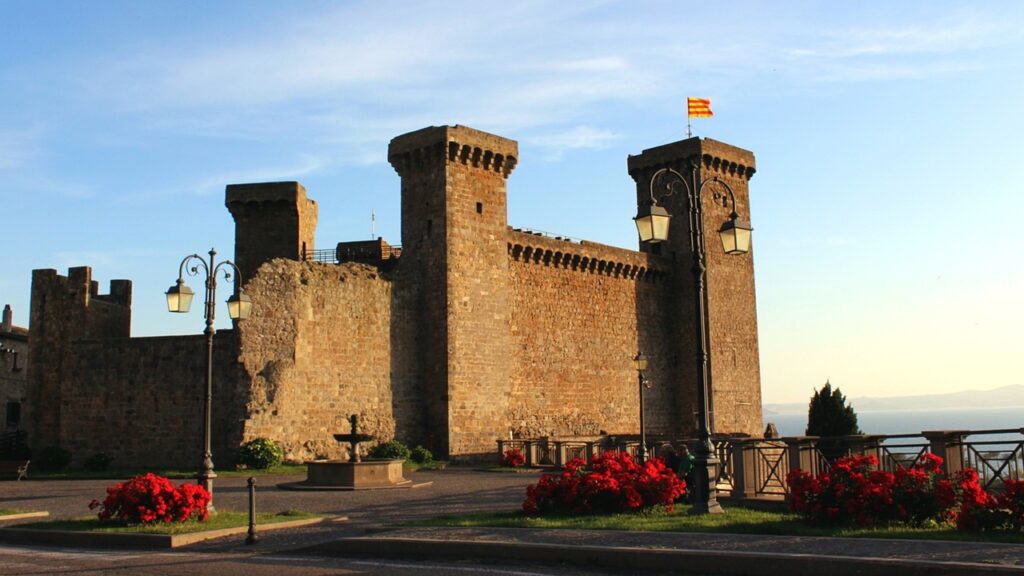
[
  {"xmin": 523, "ymin": 450, "xmax": 685, "ymax": 515},
  {"xmin": 787, "ymin": 455, "xmax": 897, "ymax": 526},
  {"xmin": 501, "ymin": 448, "xmax": 526, "ymax": 468},
  {"xmin": 89, "ymin": 473, "xmax": 210, "ymax": 524},
  {"xmin": 889, "ymin": 452, "xmax": 957, "ymax": 525},
  {"xmin": 787, "ymin": 452, "xmax": 1021, "ymax": 532}
]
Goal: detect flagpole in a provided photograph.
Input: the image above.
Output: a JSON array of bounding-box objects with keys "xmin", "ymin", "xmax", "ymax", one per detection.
[{"xmin": 687, "ymin": 116, "xmax": 693, "ymax": 139}]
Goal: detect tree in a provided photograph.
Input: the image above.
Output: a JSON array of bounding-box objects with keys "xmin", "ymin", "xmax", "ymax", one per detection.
[{"xmin": 806, "ymin": 380, "xmax": 861, "ymax": 437}]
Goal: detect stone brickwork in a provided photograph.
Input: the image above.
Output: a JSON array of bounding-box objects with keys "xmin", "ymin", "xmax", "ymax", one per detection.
[
  {"xmin": 236, "ymin": 260, "xmax": 402, "ymax": 462},
  {"xmin": 628, "ymin": 138, "xmax": 762, "ymax": 435},
  {"xmin": 25, "ymin": 124, "xmax": 763, "ymax": 466},
  {"xmin": 1, "ymin": 305, "xmax": 28, "ymax": 431},
  {"xmin": 388, "ymin": 126, "xmax": 518, "ymax": 457},
  {"xmin": 27, "ymin": 267, "xmax": 132, "ymax": 451},
  {"xmin": 226, "ymin": 181, "xmax": 318, "ymax": 285},
  {"xmin": 507, "ymin": 233, "xmax": 677, "ymax": 438},
  {"xmin": 57, "ymin": 332, "xmax": 243, "ymax": 468}
]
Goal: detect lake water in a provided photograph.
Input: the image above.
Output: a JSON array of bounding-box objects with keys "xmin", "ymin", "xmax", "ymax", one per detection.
[{"xmin": 764, "ymin": 406, "xmax": 1023, "ymax": 438}]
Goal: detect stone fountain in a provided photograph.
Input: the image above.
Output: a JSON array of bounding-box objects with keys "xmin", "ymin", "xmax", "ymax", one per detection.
[{"xmin": 288, "ymin": 414, "xmax": 414, "ymax": 490}]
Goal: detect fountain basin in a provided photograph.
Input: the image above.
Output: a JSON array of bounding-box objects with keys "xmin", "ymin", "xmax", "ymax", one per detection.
[{"xmin": 300, "ymin": 458, "xmax": 412, "ymax": 490}]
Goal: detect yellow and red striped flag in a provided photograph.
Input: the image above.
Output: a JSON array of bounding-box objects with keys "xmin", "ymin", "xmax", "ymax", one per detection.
[{"xmin": 687, "ymin": 97, "xmax": 713, "ymax": 118}]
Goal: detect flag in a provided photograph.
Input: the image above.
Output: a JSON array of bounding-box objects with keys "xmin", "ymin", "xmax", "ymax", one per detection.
[{"xmin": 687, "ymin": 97, "xmax": 713, "ymax": 118}]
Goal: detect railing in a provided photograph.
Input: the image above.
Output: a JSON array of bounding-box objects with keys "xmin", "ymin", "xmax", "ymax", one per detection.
[
  {"xmin": 497, "ymin": 428, "xmax": 1024, "ymax": 502},
  {"xmin": 303, "ymin": 248, "xmax": 337, "ymax": 264},
  {"xmin": 301, "ymin": 245, "xmax": 403, "ymax": 265},
  {"xmin": 956, "ymin": 429, "xmax": 1024, "ymax": 491}
]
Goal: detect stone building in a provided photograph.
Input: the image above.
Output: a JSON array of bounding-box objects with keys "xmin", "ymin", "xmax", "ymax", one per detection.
[
  {"xmin": 1, "ymin": 305, "xmax": 28, "ymax": 431},
  {"xmin": 25, "ymin": 124, "xmax": 762, "ymax": 466}
]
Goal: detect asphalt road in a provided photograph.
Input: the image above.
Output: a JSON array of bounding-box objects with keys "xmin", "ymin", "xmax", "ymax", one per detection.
[{"xmin": 0, "ymin": 544, "xmax": 640, "ymax": 576}]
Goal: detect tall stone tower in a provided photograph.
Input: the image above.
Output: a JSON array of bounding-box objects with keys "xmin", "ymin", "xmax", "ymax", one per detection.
[
  {"xmin": 388, "ymin": 126, "xmax": 518, "ymax": 457},
  {"xmin": 627, "ymin": 138, "xmax": 762, "ymax": 435},
  {"xmin": 26, "ymin": 267, "xmax": 132, "ymax": 448},
  {"xmin": 225, "ymin": 181, "xmax": 318, "ymax": 285}
]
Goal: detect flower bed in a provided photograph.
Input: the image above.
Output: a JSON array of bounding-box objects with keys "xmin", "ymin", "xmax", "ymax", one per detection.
[
  {"xmin": 523, "ymin": 450, "xmax": 685, "ymax": 515},
  {"xmin": 89, "ymin": 473, "xmax": 210, "ymax": 525},
  {"xmin": 787, "ymin": 453, "xmax": 1024, "ymax": 532}
]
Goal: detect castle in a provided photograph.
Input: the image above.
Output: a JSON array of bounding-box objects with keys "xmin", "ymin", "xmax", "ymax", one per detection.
[{"xmin": 25, "ymin": 125, "xmax": 762, "ymax": 466}]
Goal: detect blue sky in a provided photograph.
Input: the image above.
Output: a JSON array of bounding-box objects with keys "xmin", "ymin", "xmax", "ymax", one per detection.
[{"xmin": 1, "ymin": 1, "xmax": 1021, "ymax": 403}]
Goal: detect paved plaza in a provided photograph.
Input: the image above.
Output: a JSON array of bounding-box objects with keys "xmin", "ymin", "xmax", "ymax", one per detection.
[{"xmin": 2, "ymin": 467, "xmax": 1024, "ymax": 575}]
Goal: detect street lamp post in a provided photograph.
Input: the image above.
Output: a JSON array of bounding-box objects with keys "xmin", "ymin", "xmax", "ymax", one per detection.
[
  {"xmin": 634, "ymin": 163, "xmax": 752, "ymax": 515},
  {"xmin": 166, "ymin": 248, "xmax": 252, "ymax": 511},
  {"xmin": 633, "ymin": 352, "xmax": 651, "ymax": 463}
]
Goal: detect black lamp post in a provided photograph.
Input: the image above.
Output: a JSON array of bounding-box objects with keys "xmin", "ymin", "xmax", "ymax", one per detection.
[
  {"xmin": 634, "ymin": 164, "xmax": 752, "ymax": 514},
  {"xmin": 166, "ymin": 248, "xmax": 251, "ymax": 510},
  {"xmin": 633, "ymin": 352, "xmax": 652, "ymax": 463}
]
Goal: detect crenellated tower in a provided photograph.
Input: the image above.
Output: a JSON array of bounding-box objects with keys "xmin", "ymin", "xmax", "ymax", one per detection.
[
  {"xmin": 26, "ymin": 267, "xmax": 132, "ymax": 448},
  {"xmin": 225, "ymin": 181, "xmax": 318, "ymax": 285},
  {"xmin": 388, "ymin": 125, "xmax": 518, "ymax": 458},
  {"xmin": 627, "ymin": 138, "xmax": 762, "ymax": 436}
]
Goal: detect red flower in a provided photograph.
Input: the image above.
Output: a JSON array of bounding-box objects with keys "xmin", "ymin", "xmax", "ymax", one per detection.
[
  {"xmin": 501, "ymin": 448, "xmax": 526, "ymax": 468},
  {"xmin": 90, "ymin": 473, "xmax": 210, "ymax": 525},
  {"xmin": 522, "ymin": 451, "xmax": 685, "ymax": 515}
]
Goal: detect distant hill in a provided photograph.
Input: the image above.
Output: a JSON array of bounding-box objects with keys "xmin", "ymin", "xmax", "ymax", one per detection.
[{"xmin": 764, "ymin": 384, "xmax": 1024, "ymax": 416}]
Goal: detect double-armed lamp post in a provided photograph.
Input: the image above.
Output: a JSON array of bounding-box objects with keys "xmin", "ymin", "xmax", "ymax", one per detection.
[
  {"xmin": 166, "ymin": 248, "xmax": 251, "ymax": 510},
  {"xmin": 634, "ymin": 164, "xmax": 752, "ymax": 514}
]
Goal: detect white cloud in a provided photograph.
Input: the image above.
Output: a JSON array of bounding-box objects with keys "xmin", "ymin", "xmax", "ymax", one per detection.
[
  {"xmin": 525, "ymin": 125, "xmax": 620, "ymax": 160},
  {"xmin": 48, "ymin": 2, "xmax": 1024, "ymax": 163},
  {"xmin": 119, "ymin": 154, "xmax": 331, "ymax": 205},
  {"xmin": 781, "ymin": 11, "xmax": 1018, "ymax": 83}
]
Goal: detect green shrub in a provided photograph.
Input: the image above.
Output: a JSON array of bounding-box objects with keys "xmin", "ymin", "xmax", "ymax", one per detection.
[
  {"xmin": 410, "ymin": 445, "xmax": 434, "ymax": 464},
  {"xmin": 36, "ymin": 445, "xmax": 72, "ymax": 472},
  {"xmin": 83, "ymin": 452, "xmax": 112, "ymax": 472},
  {"xmin": 238, "ymin": 438, "xmax": 284, "ymax": 470},
  {"xmin": 369, "ymin": 440, "xmax": 411, "ymax": 460}
]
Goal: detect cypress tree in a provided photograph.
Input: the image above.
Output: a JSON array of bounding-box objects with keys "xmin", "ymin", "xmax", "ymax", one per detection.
[{"xmin": 806, "ymin": 380, "xmax": 861, "ymax": 437}]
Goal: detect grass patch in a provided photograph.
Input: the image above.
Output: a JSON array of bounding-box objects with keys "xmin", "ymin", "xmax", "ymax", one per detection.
[
  {"xmin": 409, "ymin": 505, "xmax": 1024, "ymax": 543},
  {"xmin": 15, "ymin": 510, "xmax": 318, "ymax": 535},
  {"xmin": 404, "ymin": 460, "xmax": 448, "ymax": 472},
  {"xmin": 478, "ymin": 466, "xmax": 546, "ymax": 474},
  {"xmin": 0, "ymin": 509, "xmax": 26, "ymax": 516}
]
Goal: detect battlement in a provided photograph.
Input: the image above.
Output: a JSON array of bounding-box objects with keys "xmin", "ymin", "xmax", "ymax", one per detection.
[
  {"xmin": 507, "ymin": 229, "xmax": 670, "ymax": 282},
  {"xmin": 388, "ymin": 125, "xmax": 518, "ymax": 178},
  {"xmin": 226, "ymin": 181, "xmax": 319, "ymax": 284},
  {"xmin": 627, "ymin": 137, "xmax": 756, "ymax": 181},
  {"xmin": 31, "ymin": 267, "xmax": 133, "ymax": 310}
]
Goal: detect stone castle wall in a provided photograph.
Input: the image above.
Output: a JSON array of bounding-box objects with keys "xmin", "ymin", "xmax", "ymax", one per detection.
[
  {"xmin": 57, "ymin": 333, "xmax": 244, "ymax": 469},
  {"xmin": 236, "ymin": 259, "xmax": 408, "ymax": 462},
  {"xmin": 25, "ymin": 124, "xmax": 764, "ymax": 465},
  {"xmin": 506, "ymin": 232, "xmax": 679, "ymax": 439}
]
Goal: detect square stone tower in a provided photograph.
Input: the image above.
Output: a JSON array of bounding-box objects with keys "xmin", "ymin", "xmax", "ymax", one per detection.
[
  {"xmin": 628, "ymin": 138, "xmax": 762, "ymax": 435},
  {"xmin": 388, "ymin": 126, "xmax": 518, "ymax": 457},
  {"xmin": 226, "ymin": 181, "xmax": 319, "ymax": 285}
]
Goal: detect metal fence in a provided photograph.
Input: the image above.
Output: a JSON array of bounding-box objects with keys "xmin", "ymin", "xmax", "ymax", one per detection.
[{"xmin": 497, "ymin": 428, "xmax": 1024, "ymax": 501}]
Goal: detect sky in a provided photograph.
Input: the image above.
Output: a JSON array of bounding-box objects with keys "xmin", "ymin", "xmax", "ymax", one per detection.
[{"xmin": 1, "ymin": 1, "xmax": 1022, "ymax": 404}]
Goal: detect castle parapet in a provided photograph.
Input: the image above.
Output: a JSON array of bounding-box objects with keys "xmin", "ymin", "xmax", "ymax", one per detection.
[
  {"xmin": 388, "ymin": 125, "xmax": 518, "ymax": 178},
  {"xmin": 225, "ymin": 181, "xmax": 318, "ymax": 285}
]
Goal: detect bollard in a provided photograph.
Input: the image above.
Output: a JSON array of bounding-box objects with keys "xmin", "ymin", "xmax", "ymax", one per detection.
[{"xmin": 246, "ymin": 477, "xmax": 258, "ymax": 545}]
